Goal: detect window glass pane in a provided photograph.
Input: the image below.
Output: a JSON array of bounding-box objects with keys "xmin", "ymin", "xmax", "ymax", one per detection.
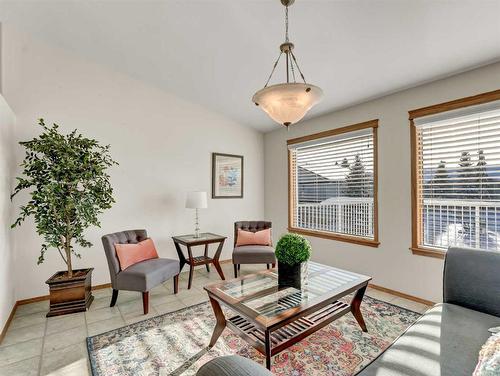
[
  {"xmin": 290, "ymin": 128, "xmax": 375, "ymax": 239},
  {"xmin": 417, "ymin": 104, "xmax": 500, "ymax": 251}
]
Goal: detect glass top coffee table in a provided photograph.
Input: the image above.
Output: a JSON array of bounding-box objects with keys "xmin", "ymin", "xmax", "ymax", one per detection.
[{"xmin": 204, "ymin": 262, "xmax": 371, "ymax": 369}]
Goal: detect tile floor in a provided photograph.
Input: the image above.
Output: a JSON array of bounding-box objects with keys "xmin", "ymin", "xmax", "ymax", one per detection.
[{"xmin": 0, "ymin": 263, "xmax": 431, "ymax": 376}]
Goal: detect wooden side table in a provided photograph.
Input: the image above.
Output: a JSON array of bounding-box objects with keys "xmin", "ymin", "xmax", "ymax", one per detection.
[{"xmin": 172, "ymin": 233, "xmax": 227, "ymax": 289}]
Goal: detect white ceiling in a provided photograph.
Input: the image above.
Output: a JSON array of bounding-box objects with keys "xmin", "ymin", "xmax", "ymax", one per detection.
[{"xmin": 1, "ymin": 0, "xmax": 500, "ymax": 132}]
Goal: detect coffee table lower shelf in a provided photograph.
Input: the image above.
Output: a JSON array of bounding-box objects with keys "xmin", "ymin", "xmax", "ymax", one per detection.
[{"xmin": 227, "ymin": 300, "xmax": 351, "ymax": 363}]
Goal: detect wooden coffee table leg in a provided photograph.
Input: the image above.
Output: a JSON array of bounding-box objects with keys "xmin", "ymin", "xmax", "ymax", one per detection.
[
  {"xmin": 264, "ymin": 330, "xmax": 272, "ymax": 370},
  {"xmin": 208, "ymin": 297, "xmax": 226, "ymax": 347},
  {"xmin": 351, "ymin": 285, "xmax": 368, "ymax": 332}
]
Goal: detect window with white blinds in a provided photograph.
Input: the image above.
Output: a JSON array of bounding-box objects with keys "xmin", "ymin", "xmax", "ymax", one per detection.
[
  {"xmin": 288, "ymin": 121, "xmax": 378, "ymax": 246},
  {"xmin": 414, "ymin": 100, "xmax": 500, "ymax": 252}
]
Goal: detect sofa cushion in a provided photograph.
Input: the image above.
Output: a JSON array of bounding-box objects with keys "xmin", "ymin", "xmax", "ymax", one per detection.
[
  {"xmin": 116, "ymin": 258, "xmax": 179, "ymax": 292},
  {"xmin": 196, "ymin": 355, "xmax": 272, "ymax": 376},
  {"xmin": 357, "ymin": 303, "xmax": 500, "ymax": 376},
  {"xmin": 232, "ymin": 245, "xmax": 276, "ymax": 264},
  {"xmin": 444, "ymin": 247, "xmax": 500, "ymax": 317}
]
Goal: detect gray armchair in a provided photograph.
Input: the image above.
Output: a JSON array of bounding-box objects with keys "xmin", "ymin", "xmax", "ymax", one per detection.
[
  {"xmin": 232, "ymin": 221, "xmax": 276, "ymax": 278},
  {"xmin": 102, "ymin": 229, "xmax": 179, "ymax": 314}
]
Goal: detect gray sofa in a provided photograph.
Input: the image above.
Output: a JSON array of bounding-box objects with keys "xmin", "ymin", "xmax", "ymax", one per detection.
[
  {"xmin": 358, "ymin": 246, "xmax": 500, "ymax": 375},
  {"xmin": 197, "ymin": 247, "xmax": 500, "ymax": 376}
]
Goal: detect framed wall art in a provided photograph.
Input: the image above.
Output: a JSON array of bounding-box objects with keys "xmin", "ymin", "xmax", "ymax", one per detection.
[{"xmin": 212, "ymin": 153, "xmax": 243, "ymax": 198}]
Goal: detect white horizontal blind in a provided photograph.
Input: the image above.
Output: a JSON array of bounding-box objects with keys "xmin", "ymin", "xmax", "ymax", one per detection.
[
  {"xmin": 289, "ymin": 128, "xmax": 375, "ymax": 239},
  {"xmin": 416, "ymin": 102, "xmax": 500, "ymax": 252}
]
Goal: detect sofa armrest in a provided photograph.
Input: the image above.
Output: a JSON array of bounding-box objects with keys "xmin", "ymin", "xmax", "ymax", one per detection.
[{"xmin": 444, "ymin": 247, "xmax": 500, "ymax": 317}]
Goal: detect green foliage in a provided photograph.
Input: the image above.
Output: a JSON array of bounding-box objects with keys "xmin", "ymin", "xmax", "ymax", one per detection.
[
  {"xmin": 11, "ymin": 119, "xmax": 118, "ymax": 277},
  {"xmin": 428, "ymin": 160, "xmax": 450, "ymax": 198},
  {"xmin": 275, "ymin": 233, "xmax": 311, "ymax": 265},
  {"xmin": 344, "ymin": 154, "xmax": 373, "ymax": 197}
]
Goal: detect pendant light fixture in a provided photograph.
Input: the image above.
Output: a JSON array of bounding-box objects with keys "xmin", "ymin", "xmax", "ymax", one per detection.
[{"xmin": 252, "ymin": 0, "xmax": 323, "ymax": 128}]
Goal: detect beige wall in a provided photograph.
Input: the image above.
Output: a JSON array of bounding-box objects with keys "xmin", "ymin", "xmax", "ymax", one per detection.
[
  {"xmin": 3, "ymin": 26, "xmax": 265, "ymax": 300},
  {"xmin": 3, "ymin": 22, "xmax": 500, "ymax": 305},
  {"xmin": 264, "ymin": 62, "xmax": 500, "ymax": 302},
  {"xmin": 0, "ymin": 94, "xmax": 16, "ymax": 330}
]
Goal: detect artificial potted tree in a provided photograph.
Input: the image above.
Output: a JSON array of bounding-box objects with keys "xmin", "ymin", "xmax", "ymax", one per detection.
[
  {"xmin": 11, "ymin": 119, "xmax": 117, "ymax": 317},
  {"xmin": 275, "ymin": 233, "xmax": 311, "ymax": 289}
]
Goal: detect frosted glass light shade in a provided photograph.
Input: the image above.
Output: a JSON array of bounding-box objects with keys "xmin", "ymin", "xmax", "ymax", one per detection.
[
  {"xmin": 252, "ymin": 83, "xmax": 323, "ymax": 126},
  {"xmin": 185, "ymin": 191, "xmax": 207, "ymax": 209}
]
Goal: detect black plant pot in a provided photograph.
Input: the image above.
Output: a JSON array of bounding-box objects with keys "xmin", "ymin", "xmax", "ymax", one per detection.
[{"xmin": 278, "ymin": 261, "xmax": 302, "ymax": 289}]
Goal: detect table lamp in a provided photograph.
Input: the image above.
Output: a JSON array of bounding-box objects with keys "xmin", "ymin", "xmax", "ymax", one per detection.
[{"xmin": 185, "ymin": 191, "xmax": 207, "ymax": 238}]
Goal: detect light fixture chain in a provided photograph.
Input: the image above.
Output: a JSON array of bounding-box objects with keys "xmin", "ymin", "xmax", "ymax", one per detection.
[
  {"xmin": 290, "ymin": 50, "xmax": 307, "ymax": 83},
  {"xmin": 285, "ymin": 5, "xmax": 289, "ymax": 42},
  {"xmin": 290, "ymin": 52, "xmax": 297, "ymax": 82},
  {"xmin": 264, "ymin": 52, "xmax": 283, "ymax": 87}
]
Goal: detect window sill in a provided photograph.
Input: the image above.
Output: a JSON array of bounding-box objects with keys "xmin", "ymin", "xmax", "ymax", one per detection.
[
  {"xmin": 410, "ymin": 246, "xmax": 445, "ymax": 259},
  {"xmin": 288, "ymin": 227, "xmax": 380, "ymax": 248}
]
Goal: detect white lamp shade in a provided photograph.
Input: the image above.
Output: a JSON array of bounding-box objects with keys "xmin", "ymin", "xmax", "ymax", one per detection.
[
  {"xmin": 185, "ymin": 191, "xmax": 207, "ymax": 209},
  {"xmin": 252, "ymin": 83, "xmax": 323, "ymax": 126}
]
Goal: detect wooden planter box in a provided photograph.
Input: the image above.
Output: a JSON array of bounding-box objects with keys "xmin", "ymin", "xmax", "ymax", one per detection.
[{"xmin": 45, "ymin": 268, "xmax": 94, "ymax": 317}]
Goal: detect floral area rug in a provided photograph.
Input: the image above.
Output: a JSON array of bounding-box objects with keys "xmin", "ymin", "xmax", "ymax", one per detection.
[{"xmin": 87, "ymin": 296, "xmax": 420, "ymax": 376}]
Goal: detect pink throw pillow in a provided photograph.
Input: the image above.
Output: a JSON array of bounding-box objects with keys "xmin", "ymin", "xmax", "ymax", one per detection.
[
  {"xmin": 115, "ymin": 238, "xmax": 159, "ymax": 270},
  {"xmin": 236, "ymin": 228, "xmax": 271, "ymax": 246}
]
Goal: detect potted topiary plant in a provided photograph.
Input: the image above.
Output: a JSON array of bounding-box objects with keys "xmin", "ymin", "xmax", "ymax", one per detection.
[
  {"xmin": 275, "ymin": 233, "xmax": 311, "ymax": 289},
  {"xmin": 11, "ymin": 119, "xmax": 117, "ymax": 317}
]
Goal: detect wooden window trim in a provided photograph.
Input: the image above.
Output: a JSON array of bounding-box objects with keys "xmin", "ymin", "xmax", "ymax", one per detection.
[
  {"xmin": 408, "ymin": 89, "xmax": 500, "ymax": 120},
  {"xmin": 288, "ymin": 119, "xmax": 379, "ymax": 247},
  {"xmin": 289, "ymin": 227, "xmax": 380, "ymax": 247},
  {"xmin": 409, "ymin": 89, "xmax": 500, "ymax": 259},
  {"xmin": 287, "ymin": 119, "xmax": 379, "ymax": 146},
  {"xmin": 410, "ymin": 246, "xmax": 445, "ymax": 259}
]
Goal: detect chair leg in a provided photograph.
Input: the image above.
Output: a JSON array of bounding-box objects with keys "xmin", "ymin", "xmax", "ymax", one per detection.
[
  {"xmin": 234, "ymin": 264, "xmax": 238, "ymax": 278},
  {"xmin": 110, "ymin": 289, "xmax": 119, "ymax": 307},
  {"xmin": 173, "ymin": 274, "xmax": 179, "ymax": 294},
  {"xmin": 142, "ymin": 291, "xmax": 149, "ymax": 315},
  {"xmin": 238, "ymin": 264, "xmax": 241, "ymax": 270}
]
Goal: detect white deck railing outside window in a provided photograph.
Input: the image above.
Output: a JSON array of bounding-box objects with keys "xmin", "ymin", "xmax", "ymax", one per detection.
[
  {"xmin": 296, "ymin": 198, "xmax": 500, "ymax": 251},
  {"xmin": 296, "ymin": 198, "xmax": 374, "ymax": 238},
  {"xmin": 421, "ymin": 199, "xmax": 500, "ymax": 251}
]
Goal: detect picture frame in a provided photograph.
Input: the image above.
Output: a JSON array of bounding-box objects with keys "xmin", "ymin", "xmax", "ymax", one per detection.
[{"xmin": 212, "ymin": 153, "xmax": 244, "ymax": 199}]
